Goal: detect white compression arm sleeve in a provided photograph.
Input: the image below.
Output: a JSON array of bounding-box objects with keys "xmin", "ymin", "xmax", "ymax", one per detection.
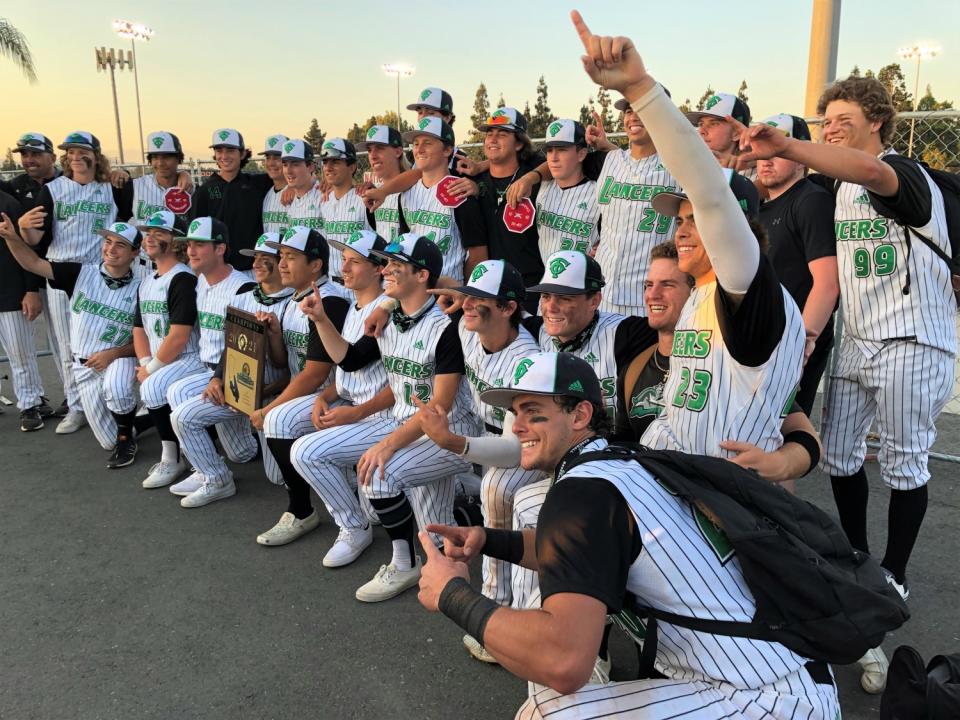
[
  {"xmin": 460, "ymin": 411, "xmax": 521, "ymax": 468},
  {"xmin": 630, "ymin": 84, "xmax": 759, "ymax": 294}
]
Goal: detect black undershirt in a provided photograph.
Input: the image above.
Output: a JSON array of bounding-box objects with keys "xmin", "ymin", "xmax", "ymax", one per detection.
[
  {"xmin": 133, "ymin": 272, "xmax": 198, "ymax": 328},
  {"xmin": 715, "ymin": 254, "xmax": 787, "ymax": 367}
]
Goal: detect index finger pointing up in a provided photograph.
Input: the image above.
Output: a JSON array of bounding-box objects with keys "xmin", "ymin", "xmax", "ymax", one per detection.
[{"xmin": 571, "ymin": 10, "xmax": 594, "ymax": 52}]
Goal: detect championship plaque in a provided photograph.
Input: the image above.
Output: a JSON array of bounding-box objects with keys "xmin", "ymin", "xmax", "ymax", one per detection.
[{"xmin": 224, "ymin": 306, "xmax": 266, "ymax": 416}]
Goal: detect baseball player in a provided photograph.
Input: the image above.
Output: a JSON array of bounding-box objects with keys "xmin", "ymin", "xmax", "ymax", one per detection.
[
  {"xmin": 316, "ymin": 138, "xmax": 371, "ymax": 281},
  {"xmin": 684, "ymin": 91, "xmax": 755, "ymax": 179},
  {"xmin": 168, "ymin": 221, "xmax": 293, "ymax": 508},
  {"xmin": 291, "ymin": 233, "xmax": 479, "ymax": 601},
  {"xmin": 738, "ymin": 75, "xmax": 957, "ymax": 692},
  {"xmin": 121, "ymin": 132, "xmax": 192, "ymax": 225},
  {"xmin": 357, "ymin": 125, "xmax": 406, "ymax": 241},
  {"xmin": 132, "ymin": 211, "xmax": 205, "ymax": 489},
  {"xmin": 535, "ymin": 120, "xmax": 599, "ymax": 259},
  {"xmin": 259, "ymin": 134, "xmax": 290, "ymax": 234},
  {"xmin": 2, "ymin": 220, "xmax": 144, "ymax": 467},
  {"xmin": 415, "ymin": 346, "xmax": 839, "ymax": 720},
  {"xmin": 192, "ymin": 129, "xmax": 275, "ymax": 272},
  {"xmin": 16, "ymin": 132, "xmax": 133, "ymax": 435},
  {"xmin": 509, "ymin": 99, "xmax": 680, "ymax": 317},
  {"xmin": 414, "ymin": 259, "xmax": 542, "ymax": 661},
  {"xmin": 397, "ymin": 119, "xmax": 488, "ymax": 283},
  {"xmin": 259, "ymin": 230, "xmax": 389, "ymax": 549},
  {"xmin": 281, "ymin": 140, "xmax": 324, "ymax": 236},
  {"xmin": 756, "ymin": 114, "xmax": 839, "ymax": 416},
  {"xmin": 0, "ymin": 190, "xmax": 51, "ymax": 430}
]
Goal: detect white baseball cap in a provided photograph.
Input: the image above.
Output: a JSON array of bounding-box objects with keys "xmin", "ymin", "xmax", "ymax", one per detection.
[
  {"xmin": 146, "ymin": 131, "xmax": 183, "ymax": 156},
  {"xmin": 209, "ymin": 128, "xmax": 244, "ymax": 149},
  {"xmin": 480, "ymin": 351, "xmax": 603, "ymax": 409},
  {"xmin": 528, "ymin": 251, "xmax": 605, "ymax": 295},
  {"xmin": 258, "ymin": 134, "xmax": 289, "ymax": 156},
  {"xmin": 478, "ymin": 107, "xmax": 528, "ymax": 134},
  {"xmin": 760, "ymin": 114, "xmax": 812, "ymax": 141},
  {"xmin": 281, "ymin": 139, "xmax": 314, "ymax": 163},
  {"xmin": 401, "ymin": 116, "xmax": 456, "ymax": 146},
  {"xmin": 684, "ymin": 93, "xmax": 751, "ymax": 126},
  {"xmin": 543, "ymin": 119, "xmax": 586, "ymax": 148},
  {"xmin": 184, "ymin": 216, "xmax": 229, "ymax": 243},
  {"xmin": 264, "ymin": 226, "xmax": 330, "ymax": 265},
  {"xmin": 240, "ymin": 232, "xmax": 281, "ymax": 257},
  {"xmin": 327, "ymin": 229, "xmax": 388, "ymax": 264},
  {"xmin": 97, "ymin": 221, "xmax": 142, "ymax": 249},
  {"xmin": 357, "ymin": 125, "xmax": 403, "ymax": 151},
  {"xmin": 407, "ymin": 87, "xmax": 453, "ymax": 114},
  {"xmin": 452, "ymin": 259, "xmax": 526, "ymax": 302},
  {"xmin": 136, "ymin": 210, "xmax": 184, "ymax": 236}
]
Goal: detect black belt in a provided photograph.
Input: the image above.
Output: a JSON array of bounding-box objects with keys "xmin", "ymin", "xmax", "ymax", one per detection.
[
  {"xmin": 484, "ymin": 422, "xmax": 502, "ymax": 435},
  {"xmin": 805, "ymin": 660, "xmax": 833, "ymax": 686}
]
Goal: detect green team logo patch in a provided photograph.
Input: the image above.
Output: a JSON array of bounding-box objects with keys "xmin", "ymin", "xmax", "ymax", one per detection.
[
  {"xmin": 115, "ymin": 223, "xmax": 128, "ymax": 232},
  {"xmin": 323, "ymin": 141, "xmax": 336, "ymax": 150},
  {"xmin": 189, "ymin": 220, "xmax": 202, "ymax": 235},
  {"xmin": 268, "ymin": 136, "xmax": 281, "ymax": 148},
  {"xmin": 568, "ymin": 379, "xmax": 584, "ymax": 392},
  {"xmin": 367, "ymin": 127, "xmax": 379, "ymax": 139},
  {"xmin": 548, "ymin": 256, "xmax": 571, "ymax": 279},
  {"xmin": 513, "ymin": 358, "xmax": 534, "ymax": 383},
  {"xmin": 283, "ymin": 227, "xmax": 297, "ymax": 240},
  {"xmin": 548, "ymin": 121, "xmax": 563, "ymax": 137},
  {"xmin": 347, "ymin": 231, "xmax": 363, "ymax": 245},
  {"xmin": 418, "ymin": 118, "xmax": 431, "ymax": 131},
  {"xmin": 470, "ymin": 264, "xmax": 488, "ymax": 282},
  {"xmin": 492, "ymin": 109, "xmax": 508, "ymax": 119},
  {"xmin": 218, "ymin": 130, "xmax": 231, "ymax": 141},
  {"xmin": 151, "ymin": 136, "xmax": 164, "ymax": 149},
  {"xmin": 420, "ymin": 89, "xmax": 432, "ymax": 102},
  {"xmin": 705, "ymin": 95, "xmax": 722, "ymax": 110},
  {"xmin": 284, "ymin": 141, "xmax": 296, "ymax": 154}
]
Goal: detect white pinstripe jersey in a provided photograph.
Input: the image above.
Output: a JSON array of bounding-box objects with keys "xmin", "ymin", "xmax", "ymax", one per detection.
[
  {"xmin": 373, "ymin": 193, "xmax": 402, "ymax": 241},
  {"xmin": 378, "ymin": 302, "xmax": 476, "ymax": 430},
  {"xmin": 319, "ymin": 188, "xmax": 371, "ymax": 279},
  {"xmin": 535, "ymin": 179, "xmax": 600, "ymax": 259},
  {"xmin": 563, "ymin": 438, "xmax": 808, "ymax": 688},
  {"xmin": 641, "ymin": 281, "xmax": 805, "ymax": 457},
  {"xmin": 335, "ymin": 294, "xmax": 390, "ymax": 409},
  {"xmin": 137, "ymin": 263, "xmax": 199, "ymax": 356},
  {"xmin": 286, "ymin": 186, "xmax": 324, "ymax": 234},
  {"xmin": 68, "ymin": 264, "xmax": 141, "ymax": 358},
  {"xmin": 834, "ymin": 152, "xmax": 956, "ymax": 355},
  {"xmin": 261, "ymin": 187, "xmax": 289, "ymax": 235},
  {"xmin": 537, "ymin": 312, "xmax": 626, "ymax": 418},
  {"xmin": 460, "ymin": 322, "xmax": 540, "ymax": 431},
  {"xmin": 45, "ymin": 177, "xmax": 117, "ymax": 263},
  {"xmin": 131, "ymin": 175, "xmax": 187, "ymax": 223},
  {"xmin": 231, "ymin": 285, "xmax": 293, "ymax": 384},
  {"xmin": 279, "ymin": 278, "xmax": 349, "ymax": 376},
  {"xmin": 196, "ymin": 269, "xmax": 255, "ymax": 365},
  {"xmin": 400, "ymin": 181, "xmax": 468, "ymax": 282},
  {"xmin": 592, "ymin": 150, "xmax": 678, "ymax": 311}
]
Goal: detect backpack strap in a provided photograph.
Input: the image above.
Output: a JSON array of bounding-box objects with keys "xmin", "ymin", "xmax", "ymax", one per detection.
[{"xmin": 620, "ymin": 344, "xmax": 659, "ymax": 412}]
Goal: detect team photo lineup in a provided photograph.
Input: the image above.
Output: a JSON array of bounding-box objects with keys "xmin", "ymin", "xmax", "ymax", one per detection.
[{"xmin": 3, "ymin": 9, "xmax": 959, "ymax": 719}]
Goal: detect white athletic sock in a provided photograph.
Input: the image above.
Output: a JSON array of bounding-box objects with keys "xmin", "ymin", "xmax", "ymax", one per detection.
[
  {"xmin": 161, "ymin": 440, "xmax": 179, "ymax": 464},
  {"xmin": 391, "ymin": 540, "xmax": 413, "ymax": 571}
]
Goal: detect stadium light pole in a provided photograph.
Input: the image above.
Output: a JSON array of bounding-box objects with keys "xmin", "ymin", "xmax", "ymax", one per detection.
[
  {"xmin": 382, "ymin": 63, "xmax": 416, "ymax": 124},
  {"xmin": 897, "ymin": 43, "xmax": 940, "ymax": 157},
  {"xmin": 113, "ymin": 20, "xmax": 154, "ymax": 164},
  {"xmin": 95, "ymin": 47, "xmax": 134, "ymax": 164}
]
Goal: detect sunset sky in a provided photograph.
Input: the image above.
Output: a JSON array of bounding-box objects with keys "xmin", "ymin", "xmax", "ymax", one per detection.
[{"xmin": 2, "ymin": 1, "xmax": 958, "ymax": 163}]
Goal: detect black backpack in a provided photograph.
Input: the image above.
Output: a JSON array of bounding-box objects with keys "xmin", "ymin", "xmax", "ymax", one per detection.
[
  {"xmin": 901, "ymin": 162, "xmax": 960, "ymax": 280},
  {"xmin": 564, "ymin": 446, "xmax": 910, "ymax": 666}
]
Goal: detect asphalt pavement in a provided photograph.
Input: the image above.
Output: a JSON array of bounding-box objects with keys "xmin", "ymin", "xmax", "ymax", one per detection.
[{"xmin": 1, "ymin": 359, "xmax": 958, "ymax": 719}]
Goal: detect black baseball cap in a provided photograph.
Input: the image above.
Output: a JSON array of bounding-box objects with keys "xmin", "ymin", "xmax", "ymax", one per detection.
[
  {"xmin": 15, "ymin": 132, "xmax": 53, "ymax": 154},
  {"xmin": 452, "ymin": 259, "xmax": 526, "ymax": 302},
  {"xmin": 370, "ymin": 232, "xmax": 443, "ymax": 278},
  {"xmin": 265, "ymin": 226, "xmax": 330, "ymax": 269},
  {"xmin": 652, "ymin": 168, "xmax": 760, "ymax": 219},
  {"xmin": 481, "ymin": 351, "xmax": 602, "ymax": 409},
  {"xmin": 613, "ymin": 85, "xmax": 671, "ymax": 112},
  {"xmin": 328, "ymin": 229, "xmax": 389, "ymax": 266},
  {"xmin": 528, "ymin": 251, "xmax": 605, "ymax": 295},
  {"xmin": 58, "ymin": 131, "xmax": 101, "ymax": 154}
]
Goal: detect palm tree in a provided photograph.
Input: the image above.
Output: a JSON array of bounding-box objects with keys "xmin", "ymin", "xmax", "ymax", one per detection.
[{"xmin": 0, "ymin": 18, "xmax": 37, "ymax": 83}]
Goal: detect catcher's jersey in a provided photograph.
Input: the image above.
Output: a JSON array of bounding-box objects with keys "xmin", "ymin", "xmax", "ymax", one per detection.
[
  {"xmin": 400, "ymin": 181, "xmax": 468, "ymax": 282},
  {"xmin": 45, "ymin": 177, "xmax": 117, "ymax": 263},
  {"xmin": 335, "ymin": 295, "xmax": 390, "ymax": 410},
  {"xmin": 592, "ymin": 150, "xmax": 677, "ymax": 312},
  {"xmin": 137, "ymin": 262, "xmax": 199, "ymax": 356},
  {"xmin": 262, "ymin": 187, "xmax": 289, "ymax": 235},
  {"xmin": 65, "ymin": 264, "xmax": 140, "ymax": 358},
  {"xmin": 319, "ymin": 188, "xmax": 370, "ymax": 279},
  {"xmin": 535, "ymin": 179, "xmax": 600, "ymax": 259},
  {"xmin": 834, "ymin": 151, "xmax": 956, "ymax": 355},
  {"xmin": 460, "ymin": 322, "xmax": 540, "ymax": 431},
  {"xmin": 196, "ymin": 269, "xmax": 255, "ymax": 366}
]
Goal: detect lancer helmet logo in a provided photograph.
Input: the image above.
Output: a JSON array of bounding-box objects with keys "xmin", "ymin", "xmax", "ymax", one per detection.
[
  {"xmin": 548, "ymin": 257, "xmax": 571, "ymax": 279},
  {"xmin": 419, "ymin": 89, "xmax": 432, "ymax": 101},
  {"xmin": 513, "ymin": 358, "xmax": 534, "ymax": 383},
  {"xmin": 548, "ymin": 121, "xmax": 563, "ymax": 137},
  {"xmin": 268, "ymin": 136, "xmax": 281, "ymax": 148},
  {"xmin": 283, "ymin": 228, "xmax": 297, "ymax": 241},
  {"xmin": 418, "ymin": 118, "xmax": 431, "ymax": 130},
  {"xmin": 705, "ymin": 95, "xmax": 722, "ymax": 110},
  {"xmin": 115, "ymin": 224, "xmax": 128, "ymax": 232},
  {"xmin": 367, "ymin": 127, "xmax": 379, "ymax": 139},
  {"xmin": 323, "ymin": 141, "xmax": 336, "ymax": 150},
  {"xmin": 152, "ymin": 136, "xmax": 164, "ymax": 149},
  {"xmin": 470, "ymin": 264, "xmax": 488, "ymax": 282},
  {"xmin": 218, "ymin": 130, "xmax": 231, "ymax": 141},
  {"xmin": 189, "ymin": 220, "xmax": 202, "ymax": 235},
  {"xmin": 284, "ymin": 142, "xmax": 296, "ymax": 153}
]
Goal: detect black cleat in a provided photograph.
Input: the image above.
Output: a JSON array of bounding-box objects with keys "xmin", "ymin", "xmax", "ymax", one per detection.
[
  {"xmin": 20, "ymin": 407, "xmax": 44, "ymax": 432},
  {"xmin": 52, "ymin": 399, "xmax": 70, "ymax": 418},
  {"xmin": 107, "ymin": 438, "xmax": 138, "ymax": 469},
  {"xmin": 36, "ymin": 398, "xmax": 55, "ymax": 418}
]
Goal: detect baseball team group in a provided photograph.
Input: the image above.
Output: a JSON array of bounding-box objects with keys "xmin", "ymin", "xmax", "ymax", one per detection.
[{"xmin": 1, "ymin": 12, "xmax": 955, "ymax": 719}]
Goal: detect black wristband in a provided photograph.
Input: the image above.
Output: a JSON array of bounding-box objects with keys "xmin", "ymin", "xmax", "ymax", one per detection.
[
  {"xmin": 438, "ymin": 577, "xmax": 499, "ymax": 644},
  {"xmin": 480, "ymin": 528, "xmax": 525, "ymax": 563},
  {"xmin": 783, "ymin": 429, "xmax": 821, "ymax": 476}
]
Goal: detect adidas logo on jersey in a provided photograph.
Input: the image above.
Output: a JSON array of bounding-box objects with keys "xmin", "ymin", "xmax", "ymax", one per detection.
[
  {"xmin": 854, "ymin": 192, "xmax": 871, "ymax": 205},
  {"xmin": 585, "ymin": 352, "xmax": 599, "ymax": 363},
  {"xmin": 577, "ymin": 202, "xmax": 588, "ymax": 210},
  {"xmin": 413, "ymin": 340, "xmax": 425, "ymax": 350}
]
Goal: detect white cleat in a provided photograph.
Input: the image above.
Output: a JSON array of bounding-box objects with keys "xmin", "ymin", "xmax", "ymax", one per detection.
[
  {"xmin": 55, "ymin": 411, "xmax": 87, "ymax": 435},
  {"xmin": 142, "ymin": 458, "xmax": 187, "ymax": 489},
  {"xmin": 355, "ymin": 559, "xmax": 421, "ymax": 603},
  {"xmin": 180, "ymin": 474, "xmax": 236, "ymax": 508},
  {"xmin": 169, "ymin": 470, "xmax": 203, "ymax": 497},
  {"xmin": 323, "ymin": 526, "xmax": 373, "ymax": 567},
  {"xmin": 257, "ymin": 511, "xmax": 320, "ymax": 546},
  {"xmin": 858, "ymin": 646, "xmax": 889, "ymax": 694}
]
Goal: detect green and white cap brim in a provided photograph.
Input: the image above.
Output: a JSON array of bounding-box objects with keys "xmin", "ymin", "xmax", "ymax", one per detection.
[
  {"xmin": 527, "ymin": 250, "xmax": 605, "ymax": 295},
  {"xmin": 97, "ymin": 221, "xmax": 142, "ymax": 249},
  {"xmin": 480, "ymin": 351, "xmax": 602, "ymax": 409},
  {"xmin": 684, "ymin": 93, "xmax": 750, "ymax": 126},
  {"xmin": 136, "ymin": 210, "xmax": 183, "ymax": 235},
  {"xmin": 259, "ymin": 134, "xmax": 289, "ymax": 156},
  {"xmin": 240, "ymin": 232, "xmax": 281, "ymax": 257}
]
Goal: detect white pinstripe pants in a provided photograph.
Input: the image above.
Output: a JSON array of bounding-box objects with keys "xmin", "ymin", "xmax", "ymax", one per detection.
[
  {"xmin": 0, "ymin": 309, "xmax": 45, "ymax": 409},
  {"xmin": 73, "ymin": 358, "xmax": 138, "ymax": 450},
  {"xmin": 821, "ymin": 338, "xmax": 954, "ymax": 490},
  {"xmin": 42, "ymin": 285, "xmax": 81, "ymax": 409},
  {"xmin": 168, "ymin": 371, "xmax": 259, "ymax": 484},
  {"xmin": 139, "ymin": 354, "xmax": 206, "ymax": 409}
]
